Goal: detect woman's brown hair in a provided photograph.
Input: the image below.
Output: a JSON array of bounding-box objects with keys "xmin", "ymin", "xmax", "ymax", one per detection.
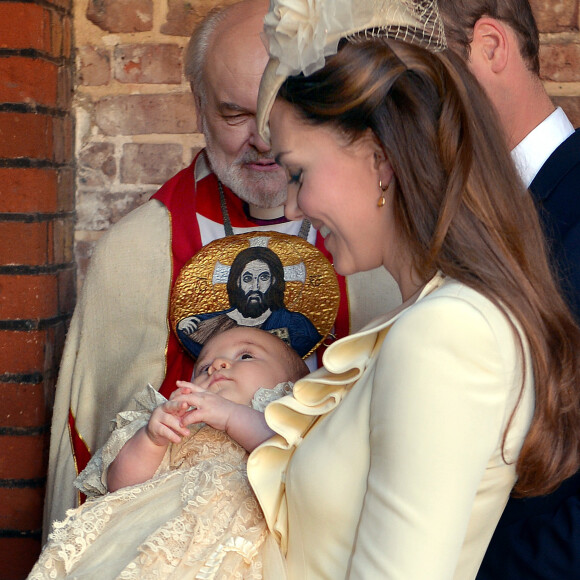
[{"xmin": 278, "ymin": 39, "xmax": 580, "ymax": 496}]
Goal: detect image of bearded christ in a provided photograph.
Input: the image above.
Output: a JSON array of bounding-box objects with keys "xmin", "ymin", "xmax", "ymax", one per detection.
[{"xmin": 176, "ymin": 246, "xmax": 321, "ymax": 359}]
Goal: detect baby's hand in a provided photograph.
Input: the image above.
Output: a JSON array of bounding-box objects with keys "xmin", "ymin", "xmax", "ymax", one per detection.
[
  {"xmin": 146, "ymin": 397, "xmax": 192, "ymax": 446},
  {"xmin": 174, "ymin": 380, "xmax": 239, "ymax": 433}
]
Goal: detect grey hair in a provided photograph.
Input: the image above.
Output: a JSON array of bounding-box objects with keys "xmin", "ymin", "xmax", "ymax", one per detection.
[{"xmin": 184, "ymin": 7, "xmax": 229, "ymax": 105}]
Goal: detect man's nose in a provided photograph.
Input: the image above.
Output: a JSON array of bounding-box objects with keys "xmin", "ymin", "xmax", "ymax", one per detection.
[{"xmin": 248, "ymin": 120, "xmax": 272, "ymax": 153}]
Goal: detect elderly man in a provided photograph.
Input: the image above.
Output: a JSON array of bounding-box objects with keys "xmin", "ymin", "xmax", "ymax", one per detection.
[
  {"xmin": 43, "ymin": 0, "xmax": 399, "ymax": 538},
  {"xmin": 439, "ymin": 1, "xmax": 580, "ymax": 577}
]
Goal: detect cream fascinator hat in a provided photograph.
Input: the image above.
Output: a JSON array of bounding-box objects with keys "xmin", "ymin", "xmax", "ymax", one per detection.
[{"xmin": 258, "ymin": 0, "xmax": 447, "ymax": 142}]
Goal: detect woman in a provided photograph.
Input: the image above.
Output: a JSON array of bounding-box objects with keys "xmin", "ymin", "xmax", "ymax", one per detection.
[{"xmin": 247, "ymin": 1, "xmax": 580, "ymax": 578}]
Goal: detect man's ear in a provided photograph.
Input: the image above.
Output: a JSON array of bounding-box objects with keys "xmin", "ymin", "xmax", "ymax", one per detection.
[{"xmin": 471, "ymin": 17, "xmax": 509, "ymax": 74}]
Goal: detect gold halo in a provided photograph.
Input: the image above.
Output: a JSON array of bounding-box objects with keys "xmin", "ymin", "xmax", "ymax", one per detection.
[{"xmin": 170, "ymin": 231, "xmax": 340, "ymax": 359}]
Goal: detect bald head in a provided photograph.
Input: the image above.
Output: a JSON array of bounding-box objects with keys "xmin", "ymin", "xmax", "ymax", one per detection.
[{"xmin": 185, "ymin": 0, "xmax": 269, "ymax": 106}]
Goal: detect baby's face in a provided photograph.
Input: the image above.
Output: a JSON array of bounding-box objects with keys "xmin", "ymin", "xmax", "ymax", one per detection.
[{"xmin": 193, "ymin": 327, "xmax": 292, "ymax": 406}]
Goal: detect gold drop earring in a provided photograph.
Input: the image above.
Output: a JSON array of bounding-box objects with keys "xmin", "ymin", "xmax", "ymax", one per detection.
[{"xmin": 377, "ymin": 179, "xmax": 387, "ymax": 207}]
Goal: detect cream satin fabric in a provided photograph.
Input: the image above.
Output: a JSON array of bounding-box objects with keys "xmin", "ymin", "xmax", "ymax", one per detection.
[{"xmin": 249, "ymin": 274, "xmax": 535, "ymax": 580}]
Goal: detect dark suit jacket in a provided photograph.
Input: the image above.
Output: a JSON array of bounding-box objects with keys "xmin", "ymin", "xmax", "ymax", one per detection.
[{"xmin": 477, "ymin": 128, "xmax": 580, "ymax": 579}]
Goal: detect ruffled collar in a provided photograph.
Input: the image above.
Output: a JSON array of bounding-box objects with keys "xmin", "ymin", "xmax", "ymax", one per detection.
[{"xmin": 248, "ymin": 272, "xmax": 446, "ymax": 550}]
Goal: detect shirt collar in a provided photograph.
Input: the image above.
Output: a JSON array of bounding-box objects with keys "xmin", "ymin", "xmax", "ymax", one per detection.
[
  {"xmin": 511, "ymin": 107, "xmax": 574, "ymax": 188},
  {"xmin": 194, "ymin": 150, "xmax": 212, "ymax": 183}
]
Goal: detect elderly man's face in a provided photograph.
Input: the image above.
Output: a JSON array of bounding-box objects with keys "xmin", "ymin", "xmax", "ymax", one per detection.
[{"xmin": 199, "ymin": 18, "xmax": 287, "ymax": 209}]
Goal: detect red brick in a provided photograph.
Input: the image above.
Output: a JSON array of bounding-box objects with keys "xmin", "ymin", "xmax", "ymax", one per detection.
[
  {"xmin": 0, "ymin": 486, "xmax": 44, "ymax": 530},
  {"xmin": 58, "ymin": 266, "xmax": 76, "ymax": 314},
  {"xmin": 540, "ymin": 44, "xmax": 580, "ymax": 82},
  {"xmin": 114, "ymin": 44, "xmax": 183, "ymax": 84},
  {"xmin": 0, "ymin": 4, "xmax": 72, "ymax": 58},
  {"xmin": 0, "ymin": 4, "xmax": 50, "ymax": 52},
  {"xmin": 161, "ymin": 0, "xmax": 240, "ymax": 36},
  {"xmin": 0, "ymin": 383, "xmax": 46, "ymax": 428},
  {"xmin": 53, "ymin": 116, "xmax": 74, "ymax": 164},
  {"xmin": 47, "ymin": 220, "xmax": 55, "ymax": 265},
  {"xmin": 0, "ymin": 538, "xmax": 42, "ymax": 580},
  {"xmin": 57, "ymin": 167, "xmax": 75, "ymax": 212},
  {"xmin": 58, "ymin": 64, "xmax": 74, "ymax": 110},
  {"xmin": 78, "ymin": 45, "xmax": 111, "ymax": 86},
  {"xmin": 87, "ymin": 0, "xmax": 153, "ymax": 33},
  {"xmin": 49, "ymin": 10, "xmax": 73, "ymax": 59},
  {"xmin": 531, "ymin": 0, "xmax": 578, "ymax": 32},
  {"xmin": 0, "ymin": 222, "xmax": 50, "ymax": 267},
  {"xmin": 43, "ymin": 324, "xmax": 68, "ymax": 388},
  {"xmin": 553, "ymin": 96, "xmax": 580, "ymax": 129},
  {"xmin": 0, "ymin": 330, "xmax": 46, "ymax": 374},
  {"xmin": 0, "ymin": 434, "xmax": 47, "ymax": 479},
  {"xmin": 53, "ymin": 217, "xmax": 75, "ymax": 264},
  {"xmin": 0, "ymin": 274, "xmax": 58, "ymax": 319},
  {"xmin": 95, "ymin": 93, "xmax": 197, "ymax": 135},
  {"xmin": 49, "ymin": 10, "xmax": 67, "ymax": 59},
  {"xmin": 46, "ymin": 0, "xmax": 73, "ymax": 10},
  {"xmin": 0, "ymin": 112, "xmax": 54, "ymax": 160},
  {"xmin": 62, "ymin": 12, "xmax": 73, "ymax": 58},
  {"xmin": 0, "ymin": 57, "xmax": 58, "ymax": 108},
  {"xmin": 0, "ymin": 168, "xmax": 59, "ymax": 213}
]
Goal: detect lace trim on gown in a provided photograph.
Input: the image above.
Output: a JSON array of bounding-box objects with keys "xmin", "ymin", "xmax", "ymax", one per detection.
[{"xmin": 31, "ymin": 382, "xmax": 293, "ymax": 579}]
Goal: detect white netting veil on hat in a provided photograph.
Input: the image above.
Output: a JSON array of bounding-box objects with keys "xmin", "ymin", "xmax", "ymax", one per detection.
[{"xmin": 258, "ymin": 0, "xmax": 446, "ymax": 141}]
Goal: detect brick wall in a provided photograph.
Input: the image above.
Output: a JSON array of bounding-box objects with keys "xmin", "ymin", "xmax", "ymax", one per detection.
[
  {"xmin": 72, "ymin": 0, "xmax": 580, "ymax": 286},
  {"xmin": 0, "ymin": 0, "xmax": 579, "ymax": 578},
  {"xmin": 0, "ymin": 0, "xmax": 74, "ymax": 577},
  {"xmin": 536, "ymin": 0, "xmax": 580, "ymax": 123},
  {"xmin": 73, "ymin": 0, "xmax": 238, "ymax": 288}
]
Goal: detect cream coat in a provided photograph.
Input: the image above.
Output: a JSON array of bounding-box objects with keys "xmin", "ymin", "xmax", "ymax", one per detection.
[{"xmin": 248, "ymin": 274, "xmax": 535, "ymax": 579}]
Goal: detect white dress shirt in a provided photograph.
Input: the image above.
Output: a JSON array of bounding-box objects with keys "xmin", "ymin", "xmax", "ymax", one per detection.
[{"xmin": 511, "ymin": 107, "xmax": 574, "ymax": 187}]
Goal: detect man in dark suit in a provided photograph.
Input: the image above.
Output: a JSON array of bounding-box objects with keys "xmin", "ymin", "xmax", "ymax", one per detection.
[{"xmin": 438, "ymin": 1, "xmax": 580, "ymax": 578}]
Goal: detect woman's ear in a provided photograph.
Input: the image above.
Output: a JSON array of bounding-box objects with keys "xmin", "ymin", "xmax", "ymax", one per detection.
[
  {"xmin": 377, "ymin": 157, "xmax": 394, "ymax": 189},
  {"xmin": 372, "ymin": 141, "xmax": 394, "ymax": 186},
  {"xmin": 360, "ymin": 128, "xmax": 395, "ymax": 186}
]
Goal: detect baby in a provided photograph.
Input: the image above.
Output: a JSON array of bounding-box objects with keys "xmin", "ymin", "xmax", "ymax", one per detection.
[{"xmin": 30, "ymin": 327, "xmax": 308, "ymax": 580}]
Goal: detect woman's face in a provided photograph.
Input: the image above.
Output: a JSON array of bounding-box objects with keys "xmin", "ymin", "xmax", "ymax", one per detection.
[{"xmin": 269, "ymin": 100, "xmax": 399, "ymax": 278}]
